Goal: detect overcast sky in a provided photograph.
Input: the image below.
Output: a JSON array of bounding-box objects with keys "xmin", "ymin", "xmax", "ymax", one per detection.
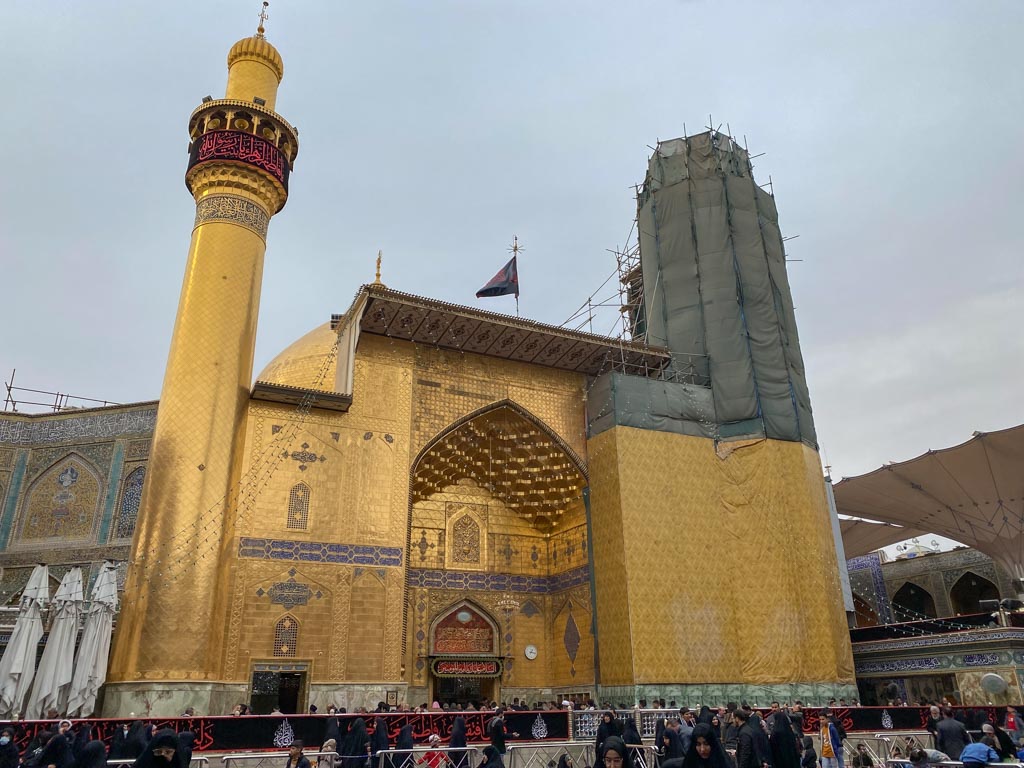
[{"xmin": 2, "ymin": 1, "xmax": 1022, "ymax": 485}]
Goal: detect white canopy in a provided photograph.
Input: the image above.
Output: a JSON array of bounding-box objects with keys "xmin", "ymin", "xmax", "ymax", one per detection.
[
  {"xmin": 0, "ymin": 564, "xmax": 49, "ymax": 717},
  {"xmin": 66, "ymin": 562, "xmax": 118, "ymax": 718},
  {"xmin": 27, "ymin": 567, "xmax": 84, "ymax": 718},
  {"xmin": 835, "ymin": 424, "xmax": 1024, "ymax": 582}
]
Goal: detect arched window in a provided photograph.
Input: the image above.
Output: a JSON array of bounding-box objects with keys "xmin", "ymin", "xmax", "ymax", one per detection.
[
  {"xmin": 286, "ymin": 483, "xmax": 310, "ymax": 530},
  {"xmin": 274, "ymin": 614, "xmax": 298, "ymax": 657},
  {"xmin": 891, "ymin": 582, "xmax": 938, "ymax": 621},
  {"xmin": 115, "ymin": 467, "xmax": 146, "ymax": 540},
  {"xmin": 950, "ymin": 572, "xmax": 999, "ymax": 615}
]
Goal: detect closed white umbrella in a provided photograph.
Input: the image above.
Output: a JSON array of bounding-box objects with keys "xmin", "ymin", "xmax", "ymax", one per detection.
[
  {"xmin": 66, "ymin": 562, "xmax": 118, "ymax": 718},
  {"xmin": 27, "ymin": 567, "xmax": 83, "ymax": 718},
  {"xmin": 0, "ymin": 564, "xmax": 49, "ymax": 717}
]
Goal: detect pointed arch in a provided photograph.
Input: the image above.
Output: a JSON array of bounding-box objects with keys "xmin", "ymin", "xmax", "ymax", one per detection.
[
  {"xmin": 429, "ymin": 599, "xmax": 500, "ymax": 656},
  {"xmin": 273, "ymin": 613, "xmax": 299, "ymax": 657},
  {"xmin": 114, "ymin": 466, "xmax": 146, "ymax": 540},
  {"xmin": 19, "ymin": 452, "xmax": 103, "ymax": 542},
  {"xmin": 950, "ymin": 571, "xmax": 999, "ymax": 615},
  {"xmin": 891, "ymin": 580, "xmax": 937, "ymax": 621},
  {"xmin": 286, "ymin": 482, "xmax": 311, "ymax": 530},
  {"xmin": 413, "ymin": 399, "xmax": 587, "ymax": 481}
]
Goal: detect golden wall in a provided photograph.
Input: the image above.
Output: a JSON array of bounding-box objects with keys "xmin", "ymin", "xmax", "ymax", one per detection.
[
  {"xmin": 588, "ymin": 425, "xmax": 855, "ymax": 687},
  {"xmin": 222, "ymin": 332, "xmax": 595, "ymax": 695}
]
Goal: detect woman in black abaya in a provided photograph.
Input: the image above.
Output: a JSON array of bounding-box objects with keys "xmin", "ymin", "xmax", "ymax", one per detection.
[
  {"xmin": 449, "ymin": 717, "xmax": 468, "ymax": 768},
  {"xmin": 768, "ymin": 710, "xmax": 800, "ymax": 768},
  {"xmin": 681, "ymin": 724, "xmax": 730, "ymax": 768},
  {"xmin": 342, "ymin": 719, "xmax": 370, "ymax": 768}
]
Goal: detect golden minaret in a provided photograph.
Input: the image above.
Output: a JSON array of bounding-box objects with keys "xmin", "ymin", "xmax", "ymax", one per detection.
[{"xmin": 106, "ymin": 13, "xmax": 298, "ymax": 712}]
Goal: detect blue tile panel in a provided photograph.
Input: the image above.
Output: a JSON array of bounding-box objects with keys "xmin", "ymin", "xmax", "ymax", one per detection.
[
  {"xmin": 407, "ymin": 564, "xmax": 590, "ymax": 594},
  {"xmin": 238, "ymin": 537, "xmax": 404, "ymax": 566}
]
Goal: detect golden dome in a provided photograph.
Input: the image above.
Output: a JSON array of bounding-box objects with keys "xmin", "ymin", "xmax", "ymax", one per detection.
[
  {"xmin": 227, "ymin": 35, "xmax": 284, "ymax": 82},
  {"xmin": 256, "ymin": 323, "xmax": 339, "ymax": 391}
]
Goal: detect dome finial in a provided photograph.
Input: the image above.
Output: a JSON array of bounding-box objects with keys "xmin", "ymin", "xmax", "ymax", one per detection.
[
  {"xmin": 256, "ymin": 1, "xmax": 269, "ymax": 38},
  {"xmin": 372, "ymin": 250, "xmax": 386, "ymax": 288}
]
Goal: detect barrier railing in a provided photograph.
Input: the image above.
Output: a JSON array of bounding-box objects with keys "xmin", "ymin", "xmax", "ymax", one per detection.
[
  {"xmin": 374, "ymin": 747, "xmax": 483, "ymax": 768},
  {"xmin": 222, "ymin": 751, "xmax": 338, "ymax": 768},
  {"xmin": 108, "ymin": 759, "xmax": 209, "ymax": 768},
  {"xmin": 570, "ymin": 709, "xmax": 683, "ymax": 741},
  {"xmin": 507, "ymin": 741, "xmax": 595, "ymax": 768}
]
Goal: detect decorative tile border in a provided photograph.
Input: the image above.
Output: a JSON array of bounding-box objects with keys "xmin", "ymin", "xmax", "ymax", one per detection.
[
  {"xmin": 855, "ymin": 657, "xmax": 948, "ymax": 674},
  {"xmin": 407, "ymin": 564, "xmax": 589, "ymax": 594},
  {"xmin": 238, "ymin": 537, "xmax": 403, "ymax": 566},
  {"xmin": 853, "ymin": 628, "xmax": 1024, "ymax": 652},
  {"xmin": 0, "ymin": 408, "xmax": 156, "ymax": 445}
]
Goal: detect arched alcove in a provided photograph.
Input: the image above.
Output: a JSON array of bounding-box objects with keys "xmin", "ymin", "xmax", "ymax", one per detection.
[
  {"xmin": 950, "ymin": 571, "xmax": 999, "ymax": 615},
  {"xmin": 891, "ymin": 581, "xmax": 938, "ymax": 621}
]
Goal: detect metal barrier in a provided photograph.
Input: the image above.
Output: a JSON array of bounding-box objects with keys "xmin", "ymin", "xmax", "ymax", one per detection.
[
  {"xmin": 374, "ymin": 747, "xmax": 483, "ymax": 768},
  {"xmin": 507, "ymin": 741, "xmax": 594, "ymax": 768},
  {"xmin": 109, "ymin": 760, "xmax": 209, "ymax": 768},
  {"xmin": 222, "ymin": 751, "xmax": 338, "ymax": 768},
  {"xmin": 569, "ymin": 709, "xmax": 681, "ymax": 741}
]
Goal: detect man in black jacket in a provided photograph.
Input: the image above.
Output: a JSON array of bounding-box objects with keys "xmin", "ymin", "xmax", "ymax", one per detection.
[
  {"xmin": 734, "ymin": 708, "xmax": 768, "ymax": 768},
  {"xmin": 936, "ymin": 708, "xmax": 971, "ymax": 760}
]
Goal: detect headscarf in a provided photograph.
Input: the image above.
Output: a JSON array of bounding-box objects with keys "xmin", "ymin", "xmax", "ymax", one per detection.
[
  {"xmin": 769, "ymin": 716, "xmax": 799, "ymax": 768},
  {"xmin": 663, "ymin": 729, "xmax": 685, "ymax": 761},
  {"xmin": 599, "ymin": 737, "xmax": 633, "ymax": 768},
  {"xmin": 176, "ymin": 732, "xmax": 195, "ymax": 768},
  {"xmin": 557, "ymin": 756, "xmax": 574, "ymax": 768},
  {"xmin": 371, "ymin": 718, "xmax": 389, "ymax": 757},
  {"xmin": 990, "ymin": 723, "xmax": 1016, "ymax": 760},
  {"xmin": 75, "ymin": 741, "xmax": 108, "ymax": 768},
  {"xmin": 38, "ymin": 734, "xmax": 75, "ymax": 768},
  {"xmin": 480, "ymin": 746, "xmax": 503, "ymax": 768},
  {"xmin": 654, "ymin": 719, "xmax": 667, "ymax": 755},
  {"xmin": 448, "ymin": 718, "xmax": 467, "ymax": 768},
  {"xmin": 0, "ymin": 727, "xmax": 17, "ymax": 768},
  {"xmin": 697, "ymin": 707, "xmax": 714, "ymax": 727},
  {"xmin": 488, "ymin": 713, "xmax": 506, "ymax": 755},
  {"xmin": 621, "ymin": 720, "xmax": 642, "ymax": 747},
  {"xmin": 396, "ymin": 727, "xmax": 414, "ymax": 752},
  {"xmin": 324, "ymin": 719, "xmax": 342, "ymax": 750},
  {"xmin": 133, "ymin": 729, "xmax": 185, "ymax": 768},
  {"xmin": 342, "ymin": 719, "xmax": 369, "ymax": 768},
  {"xmin": 682, "ymin": 723, "xmax": 729, "ymax": 768}
]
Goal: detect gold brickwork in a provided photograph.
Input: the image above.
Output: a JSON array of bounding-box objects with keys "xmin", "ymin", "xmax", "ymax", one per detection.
[{"xmin": 588, "ymin": 426, "xmax": 855, "ymax": 686}]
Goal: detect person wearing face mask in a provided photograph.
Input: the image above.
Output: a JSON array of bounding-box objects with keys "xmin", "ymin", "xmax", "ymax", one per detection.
[
  {"xmin": 133, "ymin": 729, "xmax": 184, "ymax": 768},
  {"xmin": 0, "ymin": 727, "xmax": 19, "ymax": 768}
]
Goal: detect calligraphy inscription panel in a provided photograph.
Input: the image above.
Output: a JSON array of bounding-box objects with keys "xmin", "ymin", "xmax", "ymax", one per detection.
[{"xmin": 188, "ymin": 130, "xmax": 290, "ymax": 190}]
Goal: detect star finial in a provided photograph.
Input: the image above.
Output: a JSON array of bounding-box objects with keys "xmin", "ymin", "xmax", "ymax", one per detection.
[
  {"xmin": 257, "ymin": 2, "xmax": 269, "ymax": 38},
  {"xmin": 508, "ymin": 235, "xmax": 523, "ymax": 257}
]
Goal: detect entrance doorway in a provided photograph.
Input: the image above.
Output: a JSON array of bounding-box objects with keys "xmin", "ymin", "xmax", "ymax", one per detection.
[
  {"xmin": 250, "ymin": 665, "xmax": 308, "ymax": 714},
  {"xmin": 433, "ymin": 675, "xmax": 496, "ymax": 707}
]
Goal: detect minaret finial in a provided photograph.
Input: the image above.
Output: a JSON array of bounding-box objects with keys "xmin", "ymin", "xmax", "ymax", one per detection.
[
  {"xmin": 257, "ymin": 1, "xmax": 269, "ymax": 38},
  {"xmin": 372, "ymin": 249, "xmax": 386, "ymax": 287}
]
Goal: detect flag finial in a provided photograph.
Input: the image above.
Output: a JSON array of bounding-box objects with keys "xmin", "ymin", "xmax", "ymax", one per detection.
[
  {"xmin": 508, "ymin": 235, "xmax": 524, "ymax": 257},
  {"xmin": 257, "ymin": 1, "xmax": 269, "ymax": 38}
]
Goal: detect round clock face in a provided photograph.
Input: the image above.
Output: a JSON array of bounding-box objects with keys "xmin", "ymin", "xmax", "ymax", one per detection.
[{"xmin": 524, "ymin": 644, "xmax": 538, "ymax": 660}]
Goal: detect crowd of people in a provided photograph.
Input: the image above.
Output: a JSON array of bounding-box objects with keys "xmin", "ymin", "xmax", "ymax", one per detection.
[{"xmin": 0, "ymin": 719, "xmax": 195, "ymax": 768}]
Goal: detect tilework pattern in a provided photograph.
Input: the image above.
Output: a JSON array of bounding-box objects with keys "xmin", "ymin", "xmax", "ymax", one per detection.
[
  {"xmin": 115, "ymin": 466, "xmax": 146, "ymax": 540},
  {"xmin": 239, "ymin": 537, "xmax": 404, "ymax": 566},
  {"xmin": 407, "ymin": 564, "xmax": 589, "ymax": 593},
  {"xmin": 194, "ymin": 194, "xmax": 270, "ymax": 239},
  {"xmin": 0, "ymin": 408, "xmax": 156, "ymax": 445},
  {"xmin": 20, "ymin": 456, "xmax": 101, "ymax": 541}
]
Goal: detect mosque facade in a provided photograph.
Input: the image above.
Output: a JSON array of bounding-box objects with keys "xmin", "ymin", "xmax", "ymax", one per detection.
[{"xmin": 0, "ymin": 28, "xmax": 856, "ymax": 716}]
